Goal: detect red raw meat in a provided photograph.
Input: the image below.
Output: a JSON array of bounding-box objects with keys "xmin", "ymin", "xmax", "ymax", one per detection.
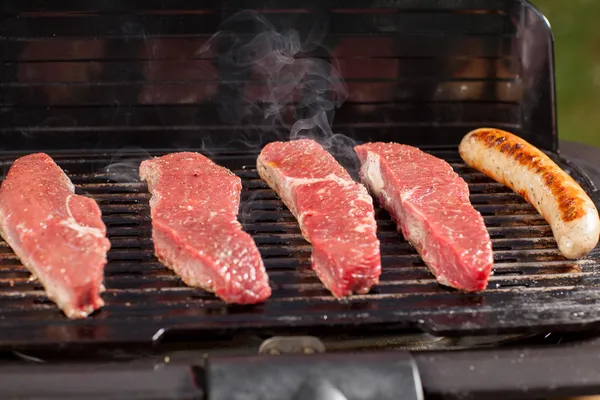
[
  {"xmin": 0, "ymin": 153, "xmax": 110, "ymax": 318},
  {"xmin": 354, "ymin": 143, "xmax": 493, "ymax": 291},
  {"xmin": 257, "ymin": 139, "xmax": 381, "ymax": 297},
  {"xmin": 139, "ymin": 152, "xmax": 271, "ymax": 304}
]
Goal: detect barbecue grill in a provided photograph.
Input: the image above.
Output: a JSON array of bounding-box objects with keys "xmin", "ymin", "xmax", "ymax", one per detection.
[{"xmin": 2, "ymin": 1, "xmax": 600, "ymax": 399}]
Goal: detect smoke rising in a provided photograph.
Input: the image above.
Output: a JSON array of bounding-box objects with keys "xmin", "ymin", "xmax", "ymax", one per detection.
[
  {"xmin": 104, "ymin": 10, "xmax": 356, "ymax": 183},
  {"xmin": 104, "ymin": 147, "xmax": 152, "ymax": 185},
  {"xmin": 198, "ymin": 10, "xmax": 351, "ymax": 152}
]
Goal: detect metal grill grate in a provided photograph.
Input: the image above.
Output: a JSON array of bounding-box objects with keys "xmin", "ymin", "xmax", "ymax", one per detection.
[{"xmin": 0, "ymin": 148, "xmax": 598, "ymax": 347}]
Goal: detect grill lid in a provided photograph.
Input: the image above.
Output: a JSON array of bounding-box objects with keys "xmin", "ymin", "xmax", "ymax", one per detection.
[{"xmin": 0, "ymin": 0, "xmax": 556, "ymax": 151}]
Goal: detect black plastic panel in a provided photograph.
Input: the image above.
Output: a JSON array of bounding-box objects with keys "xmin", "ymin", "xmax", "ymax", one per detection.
[
  {"xmin": 0, "ymin": 363, "xmax": 203, "ymax": 399},
  {"xmin": 415, "ymin": 345, "xmax": 600, "ymax": 399}
]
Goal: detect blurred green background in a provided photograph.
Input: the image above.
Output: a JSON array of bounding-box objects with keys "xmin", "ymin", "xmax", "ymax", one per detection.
[{"xmin": 535, "ymin": 0, "xmax": 600, "ymax": 147}]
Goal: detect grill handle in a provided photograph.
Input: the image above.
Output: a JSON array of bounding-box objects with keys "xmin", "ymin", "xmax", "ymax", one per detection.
[{"xmin": 207, "ymin": 352, "xmax": 423, "ymax": 400}]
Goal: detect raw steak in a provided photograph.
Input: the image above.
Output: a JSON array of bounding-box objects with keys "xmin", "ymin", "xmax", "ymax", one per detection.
[
  {"xmin": 139, "ymin": 152, "xmax": 271, "ymax": 304},
  {"xmin": 257, "ymin": 139, "xmax": 381, "ymax": 297},
  {"xmin": 0, "ymin": 153, "xmax": 110, "ymax": 318},
  {"xmin": 354, "ymin": 143, "xmax": 493, "ymax": 292}
]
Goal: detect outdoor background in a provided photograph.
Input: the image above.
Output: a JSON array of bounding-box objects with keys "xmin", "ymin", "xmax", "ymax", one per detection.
[{"xmin": 535, "ymin": 0, "xmax": 600, "ymax": 147}]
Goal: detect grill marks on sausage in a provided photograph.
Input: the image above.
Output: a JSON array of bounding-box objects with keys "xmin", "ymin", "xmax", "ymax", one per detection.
[{"xmin": 472, "ymin": 128, "xmax": 586, "ymax": 222}]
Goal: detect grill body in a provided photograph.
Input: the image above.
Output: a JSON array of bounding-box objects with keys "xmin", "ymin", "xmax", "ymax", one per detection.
[{"xmin": 0, "ymin": 0, "xmax": 598, "ymax": 349}]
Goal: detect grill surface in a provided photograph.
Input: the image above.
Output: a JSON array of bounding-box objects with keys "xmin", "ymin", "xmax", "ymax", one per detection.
[
  {"xmin": 0, "ymin": 0, "xmax": 591, "ymax": 349},
  {"xmin": 0, "ymin": 148, "xmax": 598, "ymax": 347}
]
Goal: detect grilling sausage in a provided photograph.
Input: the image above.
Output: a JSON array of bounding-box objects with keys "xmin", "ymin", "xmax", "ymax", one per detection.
[{"xmin": 459, "ymin": 128, "xmax": 600, "ymax": 259}]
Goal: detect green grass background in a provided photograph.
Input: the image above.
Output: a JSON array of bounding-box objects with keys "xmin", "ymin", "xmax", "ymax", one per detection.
[{"xmin": 535, "ymin": 0, "xmax": 600, "ymax": 147}]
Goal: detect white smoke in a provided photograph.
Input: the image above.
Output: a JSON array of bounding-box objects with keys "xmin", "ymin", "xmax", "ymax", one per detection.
[{"xmin": 197, "ymin": 10, "xmax": 351, "ymax": 153}]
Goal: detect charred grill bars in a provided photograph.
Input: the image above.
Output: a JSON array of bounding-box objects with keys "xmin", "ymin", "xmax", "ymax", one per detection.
[{"xmin": 0, "ymin": 149, "xmax": 596, "ymax": 346}]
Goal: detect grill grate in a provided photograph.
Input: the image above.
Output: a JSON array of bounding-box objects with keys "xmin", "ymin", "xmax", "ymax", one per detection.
[
  {"xmin": 0, "ymin": 1, "xmax": 556, "ymax": 153},
  {"xmin": 0, "ymin": 148, "xmax": 598, "ymax": 347}
]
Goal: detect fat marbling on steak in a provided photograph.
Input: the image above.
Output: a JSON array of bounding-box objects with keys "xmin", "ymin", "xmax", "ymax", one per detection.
[
  {"xmin": 139, "ymin": 152, "xmax": 271, "ymax": 304},
  {"xmin": 257, "ymin": 139, "xmax": 381, "ymax": 297},
  {"xmin": 354, "ymin": 143, "xmax": 493, "ymax": 291},
  {"xmin": 0, "ymin": 153, "xmax": 110, "ymax": 318}
]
